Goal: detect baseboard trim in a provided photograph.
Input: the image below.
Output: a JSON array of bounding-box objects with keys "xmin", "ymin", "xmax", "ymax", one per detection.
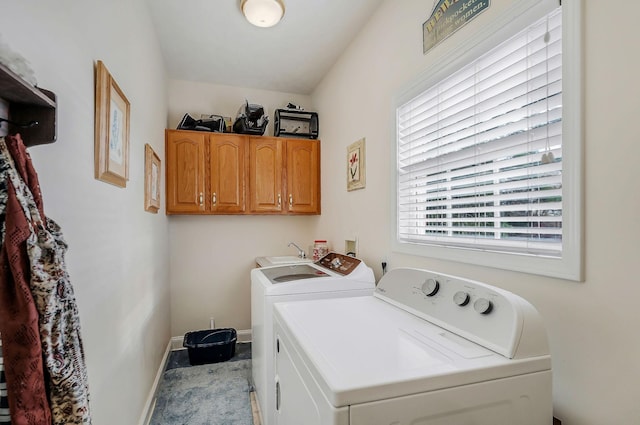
[
  {"xmin": 170, "ymin": 335, "xmax": 184, "ymax": 350},
  {"xmin": 137, "ymin": 339, "xmax": 172, "ymax": 425},
  {"xmin": 237, "ymin": 328, "xmax": 252, "ymax": 343}
]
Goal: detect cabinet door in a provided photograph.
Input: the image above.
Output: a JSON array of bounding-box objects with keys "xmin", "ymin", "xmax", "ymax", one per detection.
[
  {"xmin": 166, "ymin": 130, "xmax": 206, "ymax": 214},
  {"xmin": 286, "ymin": 139, "xmax": 320, "ymax": 214},
  {"xmin": 249, "ymin": 137, "xmax": 284, "ymax": 213},
  {"xmin": 209, "ymin": 134, "xmax": 246, "ymax": 213}
]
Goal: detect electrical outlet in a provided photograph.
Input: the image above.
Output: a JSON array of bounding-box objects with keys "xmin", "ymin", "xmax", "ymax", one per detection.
[{"xmin": 209, "ymin": 317, "xmax": 215, "ymax": 329}]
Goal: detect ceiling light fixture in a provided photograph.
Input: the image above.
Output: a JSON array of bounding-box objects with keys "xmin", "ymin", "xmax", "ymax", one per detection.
[{"xmin": 241, "ymin": 0, "xmax": 285, "ymax": 28}]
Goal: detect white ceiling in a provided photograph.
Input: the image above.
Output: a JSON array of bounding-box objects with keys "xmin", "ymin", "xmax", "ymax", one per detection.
[{"xmin": 145, "ymin": 0, "xmax": 385, "ymax": 95}]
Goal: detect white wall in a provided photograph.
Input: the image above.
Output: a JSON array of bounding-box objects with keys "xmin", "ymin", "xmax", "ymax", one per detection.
[
  {"xmin": 0, "ymin": 1, "xmax": 170, "ymax": 424},
  {"xmin": 167, "ymin": 80, "xmax": 320, "ymax": 336},
  {"xmin": 5, "ymin": 1, "xmax": 637, "ymax": 423},
  {"xmin": 312, "ymin": 0, "xmax": 640, "ymax": 424}
]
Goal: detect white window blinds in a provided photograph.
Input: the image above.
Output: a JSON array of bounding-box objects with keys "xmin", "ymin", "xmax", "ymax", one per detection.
[{"xmin": 397, "ymin": 7, "xmax": 562, "ymax": 257}]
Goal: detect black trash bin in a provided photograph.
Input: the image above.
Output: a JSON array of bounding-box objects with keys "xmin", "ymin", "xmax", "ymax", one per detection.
[{"xmin": 183, "ymin": 328, "xmax": 237, "ymax": 365}]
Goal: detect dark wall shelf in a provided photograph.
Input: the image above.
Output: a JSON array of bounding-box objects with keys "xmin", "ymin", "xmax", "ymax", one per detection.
[{"xmin": 0, "ymin": 62, "xmax": 57, "ymax": 146}]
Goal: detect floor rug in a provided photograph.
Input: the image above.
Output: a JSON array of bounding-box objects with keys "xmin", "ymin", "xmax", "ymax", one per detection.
[{"xmin": 150, "ymin": 359, "xmax": 253, "ymax": 425}]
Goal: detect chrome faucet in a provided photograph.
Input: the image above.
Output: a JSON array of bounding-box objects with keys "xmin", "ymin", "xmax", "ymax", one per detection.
[{"xmin": 288, "ymin": 242, "xmax": 306, "ymax": 258}]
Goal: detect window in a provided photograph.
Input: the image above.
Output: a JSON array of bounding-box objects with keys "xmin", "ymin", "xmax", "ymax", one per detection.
[{"xmin": 394, "ymin": 1, "xmax": 582, "ymax": 280}]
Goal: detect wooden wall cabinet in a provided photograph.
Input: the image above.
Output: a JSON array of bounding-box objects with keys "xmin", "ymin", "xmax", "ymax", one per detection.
[
  {"xmin": 166, "ymin": 130, "xmax": 246, "ymax": 214},
  {"xmin": 285, "ymin": 138, "xmax": 320, "ymax": 214},
  {"xmin": 209, "ymin": 134, "xmax": 246, "ymax": 213},
  {"xmin": 166, "ymin": 130, "xmax": 320, "ymax": 215},
  {"xmin": 248, "ymin": 137, "xmax": 320, "ymax": 215},
  {"xmin": 166, "ymin": 130, "xmax": 206, "ymax": 214},
  {"xmin": 249, "ymin": 137, "xmax": 283, "ymax": 213}
]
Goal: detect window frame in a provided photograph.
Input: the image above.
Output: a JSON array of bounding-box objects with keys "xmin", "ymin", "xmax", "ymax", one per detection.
[{"xmin": 391, "ymin": 0, "xmax": 583, "ymax": 281}]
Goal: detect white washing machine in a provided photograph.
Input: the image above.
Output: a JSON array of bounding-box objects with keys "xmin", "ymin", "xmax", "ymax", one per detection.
[
  {"xmin": 273, "ymin": 267, "xmax": 552, "ymax": 425},
  {"xmin": 251, "ymin": 252, "xmax": 375, "ymax": 425}
]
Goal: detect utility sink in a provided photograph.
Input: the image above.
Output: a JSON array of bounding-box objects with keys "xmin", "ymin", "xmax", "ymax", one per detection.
[{"xmin": 264, "ymin": 256, "xmax": 312, "ymax": 264}]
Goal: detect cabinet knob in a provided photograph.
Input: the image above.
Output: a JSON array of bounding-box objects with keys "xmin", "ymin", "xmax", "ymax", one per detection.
[
  {"xmin": 199, "ymin": 192, "xmax": 203, "ymax": 206},
  {"xmin": 277, "ymin": 194, "xmax": 282, "ymax": 208},
  {"xmin": 289, "ymin": 194, "xmax": 293, "ymax": 208},
  {"xmin": 212, "ymin": 192, "xmax": 217, "ymax": 206}
]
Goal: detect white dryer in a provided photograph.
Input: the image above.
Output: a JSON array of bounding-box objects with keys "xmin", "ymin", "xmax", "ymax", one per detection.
[
  {"xmin": 251, "ymin": 252, "xmax": 375, "ymax": 425},
  {"xmin": 273, "ymin": 267, "xmax": 552, "ymax": 425}
]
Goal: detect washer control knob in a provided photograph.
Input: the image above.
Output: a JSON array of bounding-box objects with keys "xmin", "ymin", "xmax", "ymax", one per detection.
[
  {"xmin": 453, "ymin": 291, "xmax": 470, "ymax": 306},
  {"xmin": 474, "ymin": 298, "xmax": 493, "ymax": 314},
  {"xmin": 421, "ymin": 278, "xmax": 440, "ymax": 297}
]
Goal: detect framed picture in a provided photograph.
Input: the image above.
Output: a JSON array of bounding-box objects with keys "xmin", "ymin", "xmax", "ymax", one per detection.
[
  {"xmin": 94, "ymin": 60, "xmax": 130, "ymax": 187},
  {"xmin": 347, "ymin": 138, "xmax": 366, "ymax": 191},
  {"xmin": 144, "ymin": 144, "xmax": 161, "ymax": 213}
]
